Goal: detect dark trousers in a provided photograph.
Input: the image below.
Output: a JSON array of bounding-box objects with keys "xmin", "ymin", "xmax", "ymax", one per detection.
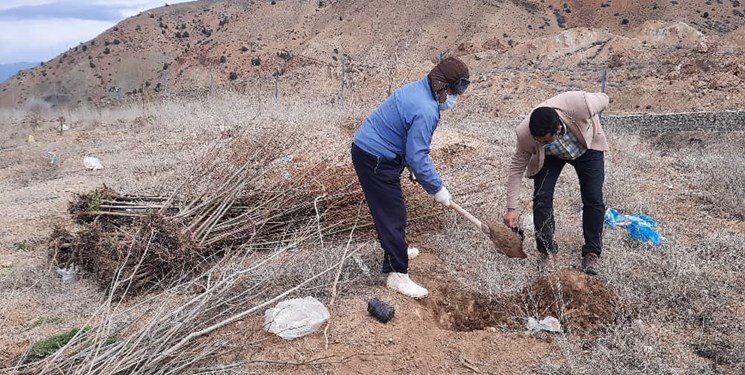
[
  {"xmin": 533, "ymin": 150, "xmax": 605, "ymax": 257},
  {"xmin": 351, "ymin": 143, "xmax": 409, "ymax": 273}
]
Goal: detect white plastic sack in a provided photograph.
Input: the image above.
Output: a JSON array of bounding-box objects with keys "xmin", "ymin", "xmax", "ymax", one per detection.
[
  {"xmin": 522, "ymin": 214, "xmax": 534, "ymax": 233},
  {"xmin": 264, "ymin": 296, "xmax": 330, "ymax": 339},
  {"xmin": 56, "ymin": 264, "xmax": 80, "ymax": 283},
  {"xmin": 526, "ymin": 316, "xmax": 562, "ymax": 334},
  {"xmin": 83, "ymin": 156, "xmax": 103, "ymax": 170}
]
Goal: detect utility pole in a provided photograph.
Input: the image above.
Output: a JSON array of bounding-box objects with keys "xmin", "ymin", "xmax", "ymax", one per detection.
[
  {"xmin": 163, "ymin": 68, "xmax": 169, "ymax": 97},
  {"xmin": 600, "ymin": 66, "xmax": 607, "ymax": 119},
  {"xmin": 274, "ymin": 67, "xmax": 280, "ymax": 100},
  {"xmin": 339, "ymin": 57, "xmax": 346, "ymax": 105},
  {"xmin": 209, "ymin": 63, "xmax": 214, "ymax": 97}
]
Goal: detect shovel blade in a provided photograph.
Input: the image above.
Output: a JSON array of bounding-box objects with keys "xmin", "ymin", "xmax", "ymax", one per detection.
[{"xmin": 486, "ymin": 222, "xmax": 527, "ymax": 259}]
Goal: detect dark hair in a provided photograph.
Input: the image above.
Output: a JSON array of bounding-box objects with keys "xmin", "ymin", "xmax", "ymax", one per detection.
[{"xmin": 529, "ymin": 107, "xmax": 561, "ymax": 137}]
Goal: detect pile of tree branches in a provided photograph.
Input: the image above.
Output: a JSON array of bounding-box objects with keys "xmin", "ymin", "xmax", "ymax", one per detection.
[{"xmin": 50, "ymin": 140, "xmax": 443, "ymax": 297}]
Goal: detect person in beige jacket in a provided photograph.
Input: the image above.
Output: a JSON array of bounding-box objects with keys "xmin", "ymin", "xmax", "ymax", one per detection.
[{"xmin": 503, "ymin": 91, "xmax": 609, "ymax": 275}]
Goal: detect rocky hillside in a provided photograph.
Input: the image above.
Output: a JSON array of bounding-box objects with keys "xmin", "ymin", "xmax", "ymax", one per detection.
[{"xmin": 1, "ymin": 0, "xmax": 744, "ymax": 114}]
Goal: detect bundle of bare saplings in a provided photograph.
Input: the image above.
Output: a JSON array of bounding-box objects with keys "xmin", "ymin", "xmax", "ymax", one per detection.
[{"xmin": 49, "ymin": 153, "xmax": 445, "ymax": 298}]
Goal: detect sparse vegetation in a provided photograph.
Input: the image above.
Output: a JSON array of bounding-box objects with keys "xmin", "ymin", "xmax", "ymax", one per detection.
[
  {"xmin": 1, "ymin": 1, "xmax": 745, "ymax": 373},
  {"xmin": 24, "ymin": 328, "xmax": 82, "ymax": 362},
  {"xmin": 13, "ymin": 240, "xmax": 30, "ymax": 251},
  {"xmin": 1, "ymin": 95, "xmax": 742, "ymax": 374}
]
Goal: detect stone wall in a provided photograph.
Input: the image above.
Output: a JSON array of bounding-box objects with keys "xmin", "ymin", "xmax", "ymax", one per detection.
[
  {"xmin": 602, "ymin": 110, "xmax": 745, "ymax": 133},
  {"xmin": 468, "ymin": 110, "xmax": 745, "ymax": 134}
]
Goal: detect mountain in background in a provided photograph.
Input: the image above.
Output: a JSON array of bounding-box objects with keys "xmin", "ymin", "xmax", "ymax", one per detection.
[
  {"xmin": 0, "ymin": 62, "xmax": 37, "ymax": 84},
  {"xmin": 0, "ymin": 0, "xmax": 743, "ymax": 115}
]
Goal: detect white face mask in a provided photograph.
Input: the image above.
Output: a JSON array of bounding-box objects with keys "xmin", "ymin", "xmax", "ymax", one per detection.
[{"xmin": 438, "ymin": 94, "xmax": 458, "ymax": 111}]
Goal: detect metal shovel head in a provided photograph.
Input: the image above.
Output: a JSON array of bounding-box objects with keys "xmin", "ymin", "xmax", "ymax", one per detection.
[{"xmin": 486, "ymin": 222, "xmax": 527, "ymax": 259}]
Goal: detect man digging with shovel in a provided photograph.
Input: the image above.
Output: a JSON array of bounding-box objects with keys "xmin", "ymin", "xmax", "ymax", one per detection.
[
  {"xmin": 351, "ymin": 57, "xmax": 470, "ymax": 298},
  {"xmin": 503, "ymin": 91, "xmax": 610, "ymax": 275}
]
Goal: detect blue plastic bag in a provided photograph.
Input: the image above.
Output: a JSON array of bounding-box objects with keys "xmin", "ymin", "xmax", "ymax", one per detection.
[
  {"xmin": 627, "ymin": 213, "xmax": 657, "ymax": 227},
  {"xmin": 604, "ymin": 208, "xmax": 624, "ymax": 229},
  {"xmin": 627, "ymin": 221, "xmax": 662, "ymax": 246},
  {"xmin": 605, "ymin": 208, "xmax": 662, "ymax": 246}
]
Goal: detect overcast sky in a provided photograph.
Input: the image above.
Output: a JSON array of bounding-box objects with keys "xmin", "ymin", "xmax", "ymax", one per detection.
[{"xmin": 0, "ymin": 0, "xmax": 192, "ymax": 64}]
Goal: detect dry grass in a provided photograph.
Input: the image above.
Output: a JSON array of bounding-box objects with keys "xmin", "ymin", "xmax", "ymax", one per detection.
[
  {"xmin": 682, "ymin": 141, "xmax": 745, "ymax": 220},
  {"xmin": 430, "ymin": 124, "xmax": 745, "ymax": 373},
  {"xmin": 0, "ymin": 94, "xmax": 434, "ymax": 373},
  {"xmin": 1, "ymin": 96, "xmax": 744, "ymax": 373}
]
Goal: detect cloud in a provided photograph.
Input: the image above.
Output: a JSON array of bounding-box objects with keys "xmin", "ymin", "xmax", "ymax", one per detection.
[
  {"xmin": 0, "ymin": 1, "xmax": 56, "ymax": 12},
  {"xmin": 0, "ymin": 4, "xmax": 123, "ymax": 22},
  {"xmin": 0, "ymin": 0, "xmax": 192, "ymax": 64},
  {"xmin": 0, "ymin": 18, "xmax": 113, "ymax": 64}
]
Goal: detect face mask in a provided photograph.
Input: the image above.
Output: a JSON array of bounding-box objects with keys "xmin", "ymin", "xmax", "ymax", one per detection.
[{"xmin": 438, "ymin": 94, "xmax": 458, "ymax": 111}]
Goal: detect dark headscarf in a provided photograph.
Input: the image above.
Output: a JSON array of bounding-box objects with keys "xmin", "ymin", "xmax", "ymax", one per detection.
[{"xmin": 428, "ymin": 57, "xmax": 469, "ymax": 93}]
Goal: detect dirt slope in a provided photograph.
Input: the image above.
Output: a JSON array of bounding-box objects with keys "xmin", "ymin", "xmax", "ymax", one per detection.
[{"xmin": 0, "ymin": 0, "xmax": 743, "ymax": 113}]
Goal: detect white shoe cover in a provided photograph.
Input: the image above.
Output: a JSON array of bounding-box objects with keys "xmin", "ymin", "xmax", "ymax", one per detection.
[
  {"xmin": 386, "ymin": 272, "xmax": 429, "ymax": 298},
  {"xmin": 407, "ymin": 246, "xmax": 420, "ymax": 259}
]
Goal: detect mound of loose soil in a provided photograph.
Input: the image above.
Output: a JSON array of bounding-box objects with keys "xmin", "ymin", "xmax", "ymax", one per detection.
[
  {"xmin": 516, "ymin": 270, "xmax": 618, "ymax": 335},
  {"xmin": 426, "ymin": 270, "xmax": 618, "ymax": 335}
]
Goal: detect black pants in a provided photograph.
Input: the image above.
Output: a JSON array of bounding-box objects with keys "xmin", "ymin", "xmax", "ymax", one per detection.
[
  {"xmin": 533, "ymin": 150, "xmax": 605, "ymax": 257},
  {"xmin": 351, "ymin": 143, "xmax": 408, "ymax": 273}
]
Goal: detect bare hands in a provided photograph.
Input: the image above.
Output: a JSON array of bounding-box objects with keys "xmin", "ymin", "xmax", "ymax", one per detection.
[{"xmin": 503, "ymin": 210, "xmax": 518, "ymax": 228}]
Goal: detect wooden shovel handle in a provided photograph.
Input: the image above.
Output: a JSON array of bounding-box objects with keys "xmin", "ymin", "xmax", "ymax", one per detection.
[{"xmin": 449, "ymin": 201, "xmax": 490, "ymax": 235}]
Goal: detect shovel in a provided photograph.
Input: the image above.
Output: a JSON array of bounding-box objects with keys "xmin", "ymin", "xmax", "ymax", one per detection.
[{"xmin": 449, "ymin": 201, "xmax": 527, "ymax": 259}]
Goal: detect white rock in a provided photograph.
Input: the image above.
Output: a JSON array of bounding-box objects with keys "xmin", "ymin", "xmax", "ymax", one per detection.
[
  {"xmin": 697, "ymin": 41, "xmax": 708, "ymax": 53},
  {"xmin": 83, "ymin": 156, "xmax": 104, "ymax": 170},
  {"xmin": 526, "ymin": 316, "xmax": 562, "ymax": 334}
]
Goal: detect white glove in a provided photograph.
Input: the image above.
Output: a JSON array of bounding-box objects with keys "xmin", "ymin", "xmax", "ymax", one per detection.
[{"xmin": 433, "ymin": 186, "xmax": 451, "ymax": 207}]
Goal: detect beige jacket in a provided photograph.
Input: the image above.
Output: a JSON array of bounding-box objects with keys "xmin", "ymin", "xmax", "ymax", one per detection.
[{"xmin": 506, "ymin": 91, "xmax": 610, "ymax": 210}]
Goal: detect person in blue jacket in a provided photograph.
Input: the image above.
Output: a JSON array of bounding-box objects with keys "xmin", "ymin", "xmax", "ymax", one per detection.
[{"xmin": 351, "ymin": 57, "xmax": 469, "ymax": 298}]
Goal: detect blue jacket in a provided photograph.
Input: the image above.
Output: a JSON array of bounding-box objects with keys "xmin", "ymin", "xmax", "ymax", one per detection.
[{"xmin": 352, "ymin": 76, "xmax": 442, "ymax": 194}]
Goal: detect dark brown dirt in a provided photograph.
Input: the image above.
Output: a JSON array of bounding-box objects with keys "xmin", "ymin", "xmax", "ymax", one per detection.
[
  {"xmin": 425, "ymin": 283, "xmax": 516, "ymax": 332},
  {"xmin": 517, "ymin": 270, "xmax": 619, "ymax": 335},
  {"xmin": 487, "ymin": 221, "xmax": 526, "ymax": 258},
  {"xmin": 426, "ymin": 270, "xmax": 618, "ymax": 335}
]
